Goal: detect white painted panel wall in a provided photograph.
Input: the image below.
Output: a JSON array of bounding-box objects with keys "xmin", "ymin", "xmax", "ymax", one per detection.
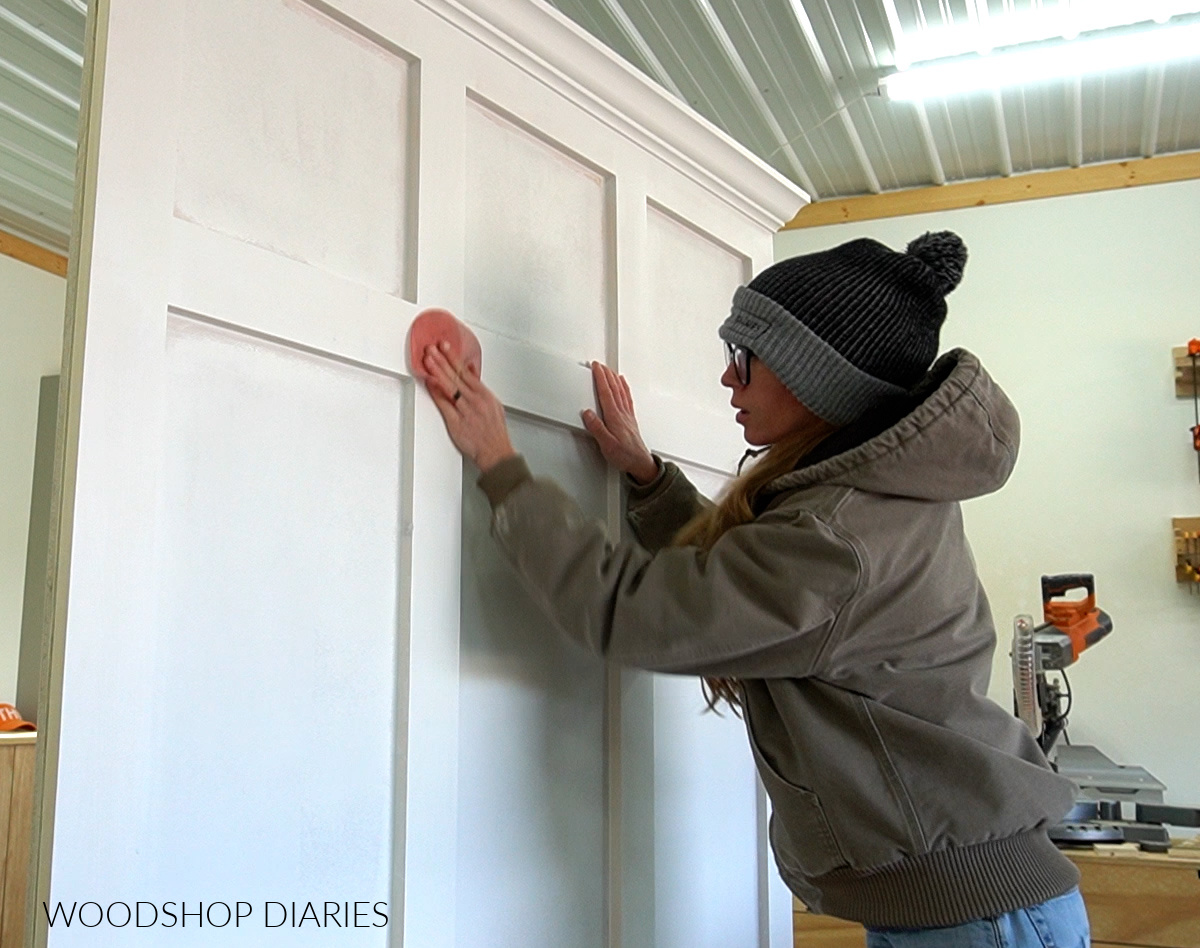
[
  {"xmin": 458, "ymin": 418, "xmax": 608, "ymax": 948},
  {"xmin": 175, "ymin": 0, "xmax": 414, "ymax": 296},
  {"xmin": 49, "ymin": 0, "xmax": 424, "ymax": 940},
  {"xmin": 645, "ymin": 461, "xmax": 782, "ymax": 948},
  {"xmin": 464, "ymin": 98, "xmax": 611, "ymax": 365},
  {"xmin": 0, "ymin": 254, "xmax": 63, "ymax": 704},
  {"xmin": 638, "ymin": 204, "xmax": 748, "ymax": 414},
  {"xmin": 626, "ymin": 188, "xmax": 765, "ymax": 476},
  {"xmin": 652, "ymin": 675, "xmax": 760, "ymax": 948},
  {"xmin": 52, "ymin": 0, "xmax": 806, "ymax": 945},
  {"xmin": 775, "ymin": 179, "xmax": 1200, "ymax": 809},
  {"xmin": 153, "ymin": 315, "xmax": 401, "ymax": 922}
]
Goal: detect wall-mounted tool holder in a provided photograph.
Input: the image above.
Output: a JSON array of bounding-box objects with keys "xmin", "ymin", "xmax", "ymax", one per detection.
[
  {"xmin": 1174, "ymin": 517, "xmax": 1200, "ymax": 591},
  {"xmin": 1175, "ymin": 341, "xmax": 1200, "ymax": 483},
  {"xmin": 1174, "ymin": 342, "xmax": 1200, "ymax": 399}
]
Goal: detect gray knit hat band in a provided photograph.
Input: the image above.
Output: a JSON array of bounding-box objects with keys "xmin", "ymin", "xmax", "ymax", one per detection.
[
  {"xmin": 717, "ymin": 231, "xmax": 968, "ymax": 427},
  {"xmin": 720, "ymin": 286, "xmax": 908, "ymax": 426}
]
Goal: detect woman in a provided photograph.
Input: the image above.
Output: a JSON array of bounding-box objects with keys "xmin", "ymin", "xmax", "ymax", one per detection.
[{"xmin": 423, "ymin": 231, "xmax": 1090, "ymax": 946}]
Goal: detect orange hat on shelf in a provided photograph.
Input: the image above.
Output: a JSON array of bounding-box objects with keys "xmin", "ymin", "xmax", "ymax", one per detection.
[{"xmin": 0, "ymin": 704, "xmax": 34, "ymax": 732}]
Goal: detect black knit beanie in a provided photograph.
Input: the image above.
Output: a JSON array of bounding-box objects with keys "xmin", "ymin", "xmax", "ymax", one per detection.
[{"xmin": 718, "ymin": 231, "xmax": 967, "ymax": 425}]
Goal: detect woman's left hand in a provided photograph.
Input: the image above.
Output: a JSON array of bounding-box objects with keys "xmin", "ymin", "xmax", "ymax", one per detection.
[
  {"xmin": 423, "ymin": 342, "xmax": 516, "ymax": 472},
  {"xmin": 581, "ymin": 361, "xmax": 657, "ymax": 485}
]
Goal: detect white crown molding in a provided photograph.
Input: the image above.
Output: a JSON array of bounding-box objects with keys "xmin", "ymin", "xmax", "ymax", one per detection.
[{"xmin": 416, "ymin": 0, "xmax": 809, "ymax": 230}]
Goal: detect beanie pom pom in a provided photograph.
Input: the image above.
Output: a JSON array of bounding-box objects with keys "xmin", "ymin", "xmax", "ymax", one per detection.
[{"xmin": 906, "ymin": 231, "xmax": 967, "ymax": 295}]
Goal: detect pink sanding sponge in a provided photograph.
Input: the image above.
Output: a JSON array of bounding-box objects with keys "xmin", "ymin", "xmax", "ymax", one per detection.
[{"xmin": 408, "ymin": 308, "xmax": 483, "ymax": 382}]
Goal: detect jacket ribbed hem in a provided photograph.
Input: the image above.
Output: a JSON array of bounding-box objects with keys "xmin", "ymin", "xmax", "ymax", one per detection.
[{"xmin": 802, "ymin": 831, "xmax": 1080, "ymax": 929}]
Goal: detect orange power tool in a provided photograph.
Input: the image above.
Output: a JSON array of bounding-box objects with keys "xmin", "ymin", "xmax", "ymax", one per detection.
[
  {"xmin": 1012, "ymin": 574, "xmax": 1113, "ymax": 753},
  {"xmin": 1036, "ymin": 574, "xmax": 1113, "ymax": 669}
]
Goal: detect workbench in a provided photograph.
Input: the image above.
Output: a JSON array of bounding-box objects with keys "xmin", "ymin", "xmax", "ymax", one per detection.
[{"xmin": 793, "ymin": 842, "xmax": 1200, "ymax": 948}]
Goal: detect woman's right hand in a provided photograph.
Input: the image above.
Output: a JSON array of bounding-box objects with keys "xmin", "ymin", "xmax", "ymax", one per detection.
[{"xmin": 581, "ymin": 361, "xmax": 659, "ymax": 486}]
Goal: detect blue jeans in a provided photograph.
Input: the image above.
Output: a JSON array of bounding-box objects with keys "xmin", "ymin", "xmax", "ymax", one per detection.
[{"xmin": 865, "ymin": 888, "xmax": 1090, "ymax": 947}]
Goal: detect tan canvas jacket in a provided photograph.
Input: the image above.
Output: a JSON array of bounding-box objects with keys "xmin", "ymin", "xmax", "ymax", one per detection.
[{"xmin": 477, "ymin": 349, "xmax": 1079, "ymax": 928}]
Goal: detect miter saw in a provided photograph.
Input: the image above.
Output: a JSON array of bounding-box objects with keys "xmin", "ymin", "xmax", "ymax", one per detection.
[{"xmin": 1011, "ymin": 574, "xmax": 1200, "ymax": 851}]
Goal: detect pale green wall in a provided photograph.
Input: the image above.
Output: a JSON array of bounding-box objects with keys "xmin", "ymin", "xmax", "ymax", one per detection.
[
  {"xmin": 0, "ymin": 252, "xmax": 65, "ymax": 704},
  {"xmin": 776, "ymin": 178, "xmax": 1200, "ymax": 808}
]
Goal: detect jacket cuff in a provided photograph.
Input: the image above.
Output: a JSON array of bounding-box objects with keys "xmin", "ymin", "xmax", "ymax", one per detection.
[
  {"xmin": 478, "ymin": 454, "xmax": 532, "ymax": 509},
  {"xmin": 628, "ymin": 457, "xmax": 689, "ymax": 514},
  {"xmin": 625, "ymin": 455, "xmax": 666, "ymax": 500}
]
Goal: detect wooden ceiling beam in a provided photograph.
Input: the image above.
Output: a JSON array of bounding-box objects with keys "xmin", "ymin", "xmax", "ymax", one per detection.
[
  {"xmin": 0, "ymin": 228, "xmax": 68, "ymax": 277},
  {"xmin": 782, "ymin": 149, "xmax": 1200, "ymax": 229}
]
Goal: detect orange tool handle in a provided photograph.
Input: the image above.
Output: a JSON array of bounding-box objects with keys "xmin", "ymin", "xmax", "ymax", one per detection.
[
  {"xmin": 1041, "ymin": 573, "xmax": 1111, "ymax": 662},
  {"xmin": 1041, "ymin": 573, "xmax": 1093, "ymax": 603}
]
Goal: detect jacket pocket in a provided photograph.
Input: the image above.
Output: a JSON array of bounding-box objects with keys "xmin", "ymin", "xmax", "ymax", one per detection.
[{"xmin": 746, "ymin": 727, "xmax": 847, "ymax": 878}]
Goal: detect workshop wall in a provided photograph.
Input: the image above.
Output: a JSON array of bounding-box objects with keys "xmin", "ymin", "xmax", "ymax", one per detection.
[
  {"xmin": 776, "ymin": 177, "xmax": 1200, "ymax": 810},
  {"xmin": 0, "ymin": 252, "xmax": 65, "ymax": 705}
]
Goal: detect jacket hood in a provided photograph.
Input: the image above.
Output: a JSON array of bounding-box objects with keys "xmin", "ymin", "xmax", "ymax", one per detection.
[{"xmin": 764, "ymin": 349, "xmax": 1019, "ymax": 503}]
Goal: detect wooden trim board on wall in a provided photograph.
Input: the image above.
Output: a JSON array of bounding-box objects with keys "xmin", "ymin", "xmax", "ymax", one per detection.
[
  {"xmin": 783, "ymin": 150, "xmax": 1200, "ymax": 230},
  {"xmin": 0, "ymin": 231, "xmax": 68, "ymax": 278}
]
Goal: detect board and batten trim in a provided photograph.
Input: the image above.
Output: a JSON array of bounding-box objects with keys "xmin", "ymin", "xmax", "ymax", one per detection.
[
  {"xmin": 0, "ymin": 229, "xmax": 69, "ymax": 278},
  {"xmin": 782, "ymin": 150, "xmax": 1200, "ymax": 229},
  {"xmin": 410, "ymin": 0, "xmax": 808, "ymax": 229}
]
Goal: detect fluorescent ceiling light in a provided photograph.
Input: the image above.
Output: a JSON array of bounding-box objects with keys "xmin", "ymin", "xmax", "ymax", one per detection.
[
  {"xmin": 901, "ymin": 1, "xmax": 1200, "ymax": 63},
  {"xmin": 882, "ymin": 17, "xmax": 1200, "ymax": 101}
]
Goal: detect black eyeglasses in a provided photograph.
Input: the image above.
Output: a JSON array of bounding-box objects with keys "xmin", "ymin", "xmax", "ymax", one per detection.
[{"xmin": 725, "ymin": 342, "xmax": 752, "ymax": 386}]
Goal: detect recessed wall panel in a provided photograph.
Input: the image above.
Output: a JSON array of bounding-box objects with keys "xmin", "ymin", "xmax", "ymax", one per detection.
[
  {"xmin": 639, "ymin": 205, "xmax": 749, "ymax": 412},
  {"xmin": 653, "ymin": 676, "xmax": 759, "ymax": 948},
  {"xmin": 457, "ymin": 417, "xmax": 607, "ymax": 948},
  {"xmin": 613, "ymin": 462, "xmax": 754, "ymax": 946},
  {"xmin": 175, "ymin": 0, "xmax": 413, "ymax": 296},
  {"xmin": 154, "ymin": 315, "xmax": 402, "ymax": 934},
  {"xmin": 651, "ymin": 461, "xmax": 759, "ymax": 948},
  {"xmin": 464, "ymin": 98, "xmax": 610, "ymax": 363}
]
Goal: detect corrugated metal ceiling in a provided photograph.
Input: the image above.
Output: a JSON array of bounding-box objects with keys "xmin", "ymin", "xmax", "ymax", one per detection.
[
  {"xmin": 1, "ymin": 0, "xmax": 1198, "ymax": 253},
  {"xmin": 551, "ymin": 0, "xmax": 1200, "ymax": 201},
  {"xmin": 0, "ymin": 0, "xmax": 82, "ymax": 251}
]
